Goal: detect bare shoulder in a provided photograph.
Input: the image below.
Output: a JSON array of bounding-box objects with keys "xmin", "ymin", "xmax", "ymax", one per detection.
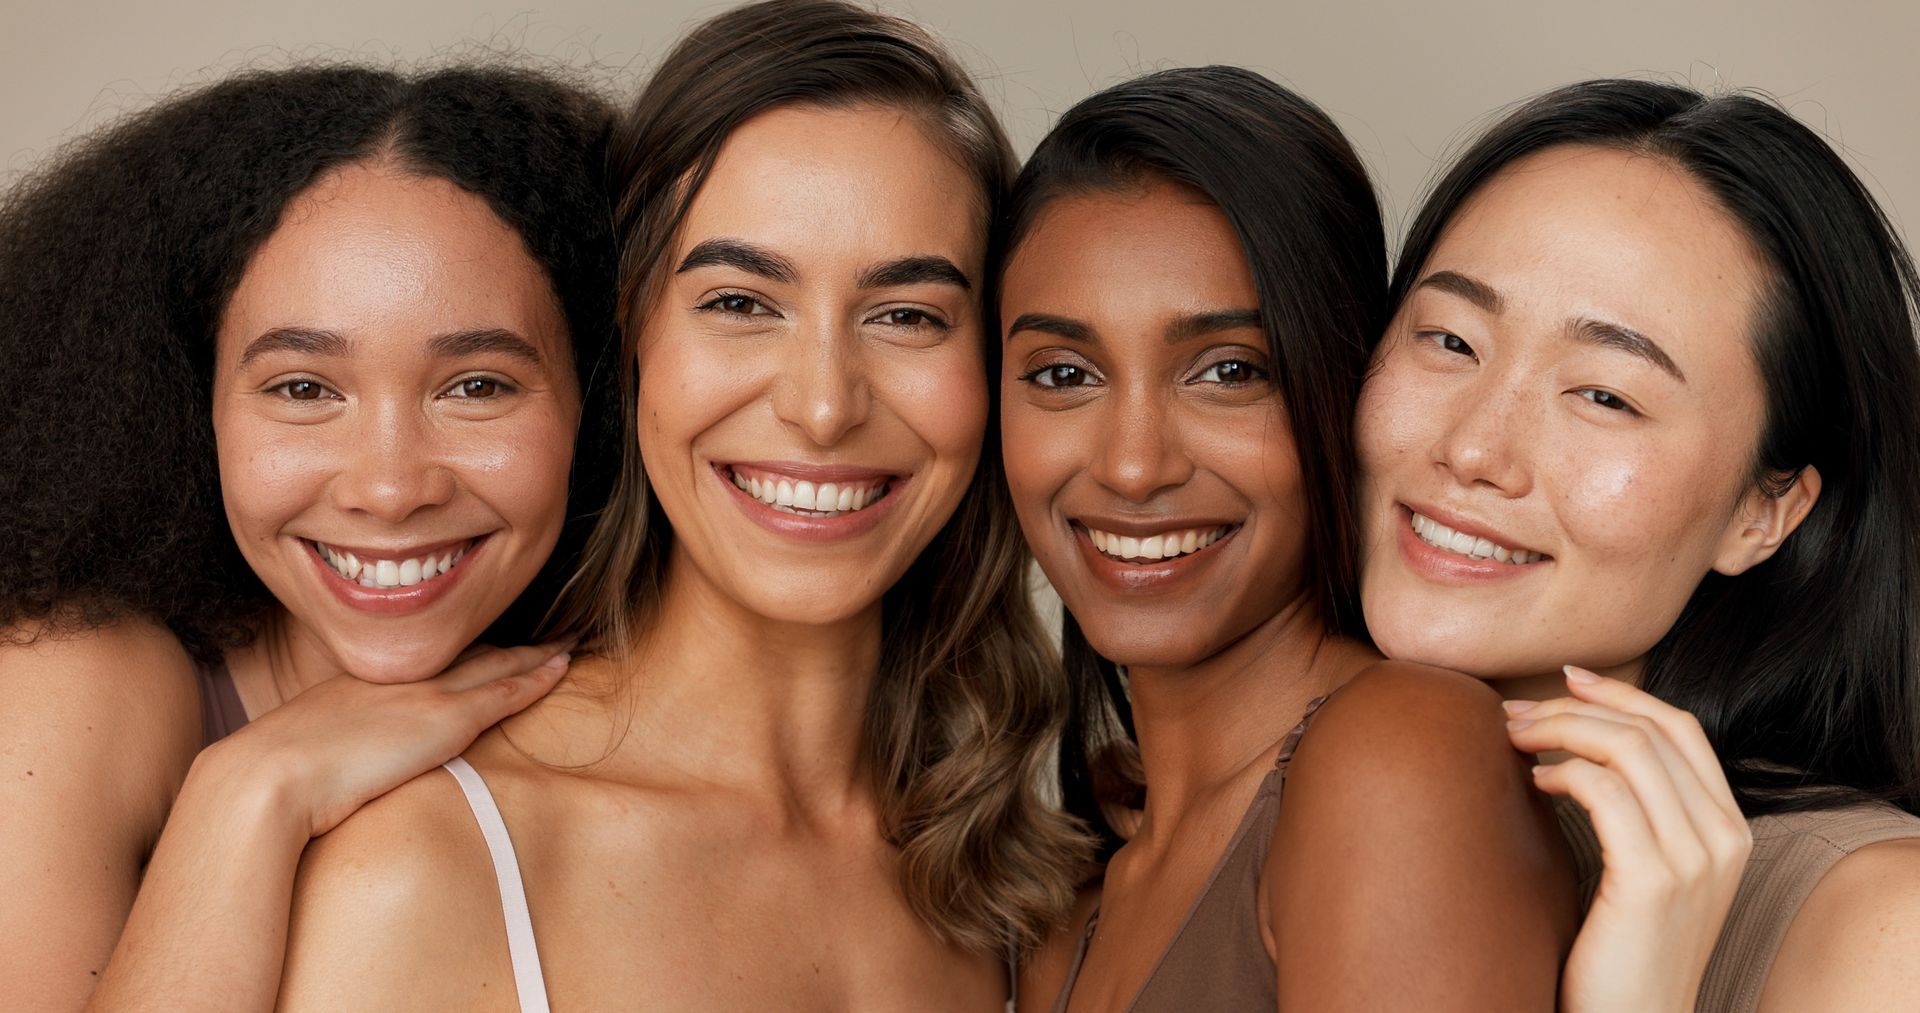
[
  {"xmin": 1262, "ymin": 660, "xmax": 1574, "ymax": 1009},
  {"xmin": 280, "ymin": 766, "xmax": 514, "ymax": 1011},
  {"xmin": 0, "ymin": 615, "xmax": 204, "ymax": 1008},
  {"xmin": 1017, "ymin": 881, "xmax": 1101, "ymax": 1013},
  {"xmin": 1288, "ymin": 659, "xmax": 1518, "ymax": 801},
  {"xmin": 1762, "ymin": 836, "xmax": 1920, "ymax": 1012},
  {"xmin": 0, "ymin": 613, "xmax": 203, "ymax": 819}
]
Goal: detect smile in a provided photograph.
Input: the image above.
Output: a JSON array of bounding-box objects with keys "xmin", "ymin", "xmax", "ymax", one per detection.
[
  {"xmin": 306, "ymin": 538, "xmax": 478, "ymax": 589},
  {"xmin": 1409, "ymin": 512, "xmax": 1547, "ymax": 565},
  {"xmin": 1084, "ymin": 523, "xmax": 1236, "ymax": 564},
  {"xmin": 726, "ymin": 465, "xmax": 893, "ymax": 518}
]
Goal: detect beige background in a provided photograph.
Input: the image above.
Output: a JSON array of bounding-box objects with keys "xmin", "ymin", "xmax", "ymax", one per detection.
[{"xmin": 2, "ymin": 0, "xmax": 1914, "ymax": 244}]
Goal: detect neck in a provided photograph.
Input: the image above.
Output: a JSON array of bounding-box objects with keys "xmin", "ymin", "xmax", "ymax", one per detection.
[
  {"xmin": 223, "ymin": 610, "xmax": 350, "ymax": 715},
  {"xmin": 1122, "ymin": 591, "xmax": 1357, "ymax": 824},
  {"xmin": 581, "ymin": 546, "xmax": 884, "ymax": 816}
]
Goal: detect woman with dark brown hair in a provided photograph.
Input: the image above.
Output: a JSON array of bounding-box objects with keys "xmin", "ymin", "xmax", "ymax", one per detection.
[{"xmin": 278, "ymin": 2, "xmax": 1085, "ymax": 1008}]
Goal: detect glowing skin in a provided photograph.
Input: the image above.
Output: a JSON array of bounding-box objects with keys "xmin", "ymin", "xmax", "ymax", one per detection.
[
  {"xmin": 1001, "ymin": 181, "xmax": 1305, "ymax": 669},
  {"xmin": 640, "ymin": 103, "xmax": 988, "ymax": 628},
  {"xmin": 1358, "ymin": 145, "xmax": 1816, "ymax": 686},
  {"xmin": 212, "ymin": 161, "xmax": 579, "ymax": 684}
]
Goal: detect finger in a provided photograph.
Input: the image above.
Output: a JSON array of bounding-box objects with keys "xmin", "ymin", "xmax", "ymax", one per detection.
[
  {"xmin": 457, "ymin": 653, "xmax": 569, "ymax": 727},
  {"xmin": 1562, "ymin": 667, "xmax": 1741, "ymax": 817},
  {"xmin": 438, "ymin": 642, "xmax": 573, "ymax": 692},
  {"xmin": 1510, "ymin": 711, "xmax": 1716, "ymax": 871},
  {"xmin": 1533, "ymin": 757, "xmax": 1669, "ymax": 888}
]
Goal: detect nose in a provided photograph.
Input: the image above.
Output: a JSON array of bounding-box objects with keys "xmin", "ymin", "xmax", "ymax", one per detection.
[
  {"xmin": 1089, "ymin": 384, "xmax": 1194, "ymax": 502},
  {"xmin": 1429, "ymin": 378, "xmax": 1534, "ymax": 497},
  {"xmin": 329, "ymin": 399, "xmax": 458, "ymax": 523},
  {"xmin": 772, "ymin": 322, "xmax": 870, "ymax": 447}
]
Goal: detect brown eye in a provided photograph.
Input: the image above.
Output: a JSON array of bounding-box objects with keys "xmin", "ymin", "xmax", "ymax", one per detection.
[
  {"xmin": 269, "ymin": 379, "xmax": 335, "ymax": 401},
  {"xmin": 1022, "ymin": 364, "xmax": 1091, "ymax": 388},
  {"xmin": 1195, "ymin": 360, "xmax": 1266, "ymax": 385},
  {"xmin": 445, "ymin": 377, "xmax": 510, "ymax": 399}
]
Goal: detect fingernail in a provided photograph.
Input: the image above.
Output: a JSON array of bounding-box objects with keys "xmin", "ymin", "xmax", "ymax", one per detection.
[
  {"xmin": 1563, "ymin": 665, "xmax": 1599, "ymax": 685},
  {"xmin": 1531, "ymin": 764, "xmax": 1549, "ymax": 776},
  {"xmin": 543, "ymin": 652, "xmax": 571, "ymax": 670},
  {"xmin": 1506, "ymin": 718, "xmax": 1535, "ymax": 732},
  {"xmin": 1502, "ymin": 699, "xmax": 1537, "ymax": 714}
]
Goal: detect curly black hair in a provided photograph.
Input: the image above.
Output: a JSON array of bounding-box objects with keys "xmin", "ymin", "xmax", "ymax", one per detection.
[{"xmin": 0, "ymin": 63, "xmax": 620, "ymax": 663}]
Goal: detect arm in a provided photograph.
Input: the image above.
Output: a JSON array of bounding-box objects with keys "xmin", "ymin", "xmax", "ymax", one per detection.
[
  {"xmin": 1263, "ymin": 662, "xmax": 1577, "ymax": 1011},
  {"xmin": 88, "ymin": 646, "xmax": 568, "ymax": 1012},
  {"xmin": 0, "ymin": 619, "xmax": 202, "ymax": 1012},
  {"xmin": 1756, "ymin": 837, "xmax": 1920, "ymax": 1012},
  {"xmin": 1505, "ymin": 668, "xmax": 1752, "ymax": 1013}
]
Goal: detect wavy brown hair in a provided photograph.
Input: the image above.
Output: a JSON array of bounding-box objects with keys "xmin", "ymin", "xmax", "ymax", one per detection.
[{"xmin": 545, "ymin": 0, "xmax": 1091, "ymax": 955}]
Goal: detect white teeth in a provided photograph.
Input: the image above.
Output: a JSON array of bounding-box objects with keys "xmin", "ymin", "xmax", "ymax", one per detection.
[
  {"xmin": 729, "ymin": 468, "xmax": 890, "ymax": 518},
  {"xmin": 315, "ymin": 541, "xmax": 470, "ymax": 588},
  {"xmin": 1086, "ymin": 525, "xmax": 1233, "ymax": 563},
  {"xmin": 1409, "ymin": 512, "xmax": 1542, "ymax": 565}
]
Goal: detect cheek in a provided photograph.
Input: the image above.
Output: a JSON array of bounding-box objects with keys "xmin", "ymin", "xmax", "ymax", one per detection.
[
  {"xmin": 214, "ymin": 411, "xmax": 331, "ymax": 543},
  {"xmin": 448, "ymin": 405, "xmax": 578, "ymax": 533},
  {"xmin": 883, "ymin": 344, "xmax": 988, "ymax": 462},
  {"xmin": 1354, "ymin": 363, "xmax": 1431, "ymax": 481}
]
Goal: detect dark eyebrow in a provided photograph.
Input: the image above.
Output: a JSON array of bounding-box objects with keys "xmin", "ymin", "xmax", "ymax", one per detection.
[
  {"xmin": 238, "ymin": 327, "xmax": 349, "ymax": 366},
  {"xmin": 1006, "ymin": 312, "xmax": 1095, "ymax": 343},
  {"xmin": 1416, "ymin": 270, "xmax": 1505, "ymax": 314},
  {"xmin": 1166, "ymin": 309, "xmax": 1262, "ymax": 343},
  {"xmin": 427, "ymin": 328, "xmax": 546, "ymax": 367},
  {"xmin": 1568, "ymin": 317, "xmax": 1687, "ymax": 383},
  {"xmin": 856, "ymin": 255, "xmax": 972, "ymax": 292},
  {"xmin": 675, "ymin": 238, "xmax": 798, "ymax": 283}
]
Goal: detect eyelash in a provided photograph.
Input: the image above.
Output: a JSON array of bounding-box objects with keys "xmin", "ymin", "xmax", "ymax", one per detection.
[
  {"xmin": 1419, "ymin": 331, "xmax": 1642, "ymax": 417},
  {"xmin": 1191, "ymin": 359, "xmax": 1267, "ymax": 385},
  {"xmin": 1016, "ymin": 363, "xmax": 1098, "ymax": 389},
  {"xmin": 261, "ymin": 376, "xmax": 518, "ymax": 402},
  {"xmin": 694, "ymin": 292, "xmax": 952, "ymax": 333}
]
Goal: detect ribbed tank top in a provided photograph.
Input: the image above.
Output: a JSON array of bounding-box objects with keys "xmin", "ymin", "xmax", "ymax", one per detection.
[
  {"xmin": 1050, "ymin": 694, "xmax": 1332, "ymax": 1012},
  {"xmin": 196, "ymin": 661, "xmax": 248, "ymax": 748},
  {"xmin": 1556, "ymin": 797, "xmax": 1920, "ymax": 1012}
]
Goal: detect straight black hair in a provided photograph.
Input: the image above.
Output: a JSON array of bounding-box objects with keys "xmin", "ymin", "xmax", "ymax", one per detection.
[
  {"xmin": 1391, "ymin": 79, "xmax": 1920, "ymax": 817},
  {"xmin": 1002, "ymin": 66, "xmax": 1389, "ymax": 859}
]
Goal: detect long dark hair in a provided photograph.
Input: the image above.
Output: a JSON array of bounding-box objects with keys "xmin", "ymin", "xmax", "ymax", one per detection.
[
  {"xmin": 548, "ymin": 0, "xmax": 1090, "ymax": 955},
  {"xmin": 1003, "ymin": 66, "xmax": 1389, "ymax": 859},
  {"xmin": 1391, "ymin": 79, "xmax": 1920, "ymax": 817},
  {"xmin": 0, "ymin": 63, "xmax": 620, "ymax": 662}
]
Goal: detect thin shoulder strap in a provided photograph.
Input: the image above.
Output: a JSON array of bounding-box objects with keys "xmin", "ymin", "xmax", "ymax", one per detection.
[{"xmin": 443, "ymin": 757, "xmax": 552, "ymax": 1013}]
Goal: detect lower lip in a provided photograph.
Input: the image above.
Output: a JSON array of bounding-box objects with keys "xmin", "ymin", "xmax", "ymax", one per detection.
[
  {"xmin": 1392, "ymin": 508, "xmax": 1546, "ymax": 584},
  {"xmin": 304, "ymin": 536, "xmax": 487, "ymax": 617},
  {"xmin": 1071, "ymin": 524, "xmax": 1237, "ymax": 593},
  {"xmin": 715, "ymin": 466, "xmax": 905, "ymax": 543}
]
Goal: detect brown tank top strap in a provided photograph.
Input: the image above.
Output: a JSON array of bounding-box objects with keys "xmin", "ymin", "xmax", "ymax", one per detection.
[
  {"xmin": 1697, "ymin": 803, "xmax": 1920, "ymax": 1012},
  {"xmin": 1048, "ymin": 690, "xmax": 1339, "ymax": 1012}
]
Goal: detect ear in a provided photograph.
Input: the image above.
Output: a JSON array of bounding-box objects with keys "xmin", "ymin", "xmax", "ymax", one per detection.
[{"xmin": 1712, "ymin": 465, "xmax": 1821, "ymax": 576}]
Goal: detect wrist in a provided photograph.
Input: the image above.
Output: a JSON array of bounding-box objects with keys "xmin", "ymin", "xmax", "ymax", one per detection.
[{"xmin": 179, "ymin": 737, "xmax": 315, "ymax": 845}]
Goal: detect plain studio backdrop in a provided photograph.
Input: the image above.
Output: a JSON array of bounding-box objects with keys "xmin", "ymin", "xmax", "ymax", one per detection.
[{"xmin": 1, "ymin": 0, "xmax": 1914, "ymax": 246}]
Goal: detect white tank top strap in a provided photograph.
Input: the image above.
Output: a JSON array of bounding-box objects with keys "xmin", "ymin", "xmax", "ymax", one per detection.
[{"xmin": 443, "ymin": 756, "xmax": 551, "ymax": 1013}]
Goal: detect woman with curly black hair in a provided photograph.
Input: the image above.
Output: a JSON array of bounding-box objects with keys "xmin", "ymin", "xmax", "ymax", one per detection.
[{"xmin": 0, "ymin": 64, "xmax": 618, "ymax": 1009}]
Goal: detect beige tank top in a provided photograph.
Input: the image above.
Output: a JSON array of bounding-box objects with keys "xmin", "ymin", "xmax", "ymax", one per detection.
[{"xmin": 1556, "ymin": 797, "xmax": 1920, "ymax": 1012}]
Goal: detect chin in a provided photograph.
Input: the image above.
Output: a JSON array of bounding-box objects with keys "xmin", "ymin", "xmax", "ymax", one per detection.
[{"xmin": 329, "ymin": 642, "xmax": 464, "ymax": 685}]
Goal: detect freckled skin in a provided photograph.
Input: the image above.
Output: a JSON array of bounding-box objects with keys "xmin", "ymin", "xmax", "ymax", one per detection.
[
  {"xmin": 1000, "ymin": 182, "xmax": 1304, "ymax": 669},
  {"xmin": 210, "ymin": 162, "xmax": 579, "ymax": 683},
  {"xmin": 639, "ymin": 104, "xmax": 989, "ymax": 627},
  {"xmin": 1357, "ymin": 145, "xmax": 1782, "ymax": 680}
]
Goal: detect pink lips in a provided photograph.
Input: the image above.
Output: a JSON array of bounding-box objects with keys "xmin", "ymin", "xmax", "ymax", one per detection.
[
  {"xmin": 303, "ymin": 535, "xmax": 488, "ymax": 616},
  {"xmin": 1392, "ymin": 504, "xmax": 1549, "ymax": 585},
  {"xmin": 1068, "ymin": 519, "xmax": 1240, "ymax": 594}
]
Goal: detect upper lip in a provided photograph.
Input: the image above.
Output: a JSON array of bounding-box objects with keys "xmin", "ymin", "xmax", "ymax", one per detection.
[
  {"xmin": 1400, "ymin": 501, "xmax": 1546, "ymax": 556},
  {"xmin": 720, "ymin": 460, "xmax": 903, "ymax": 483},
  {"xmin": 1071, "ymin": 514, "xmax": 1240, "ymax": 538},
  {"xmin": 302, "ymin": 535, "xmax": 482, "ymax": 560}
]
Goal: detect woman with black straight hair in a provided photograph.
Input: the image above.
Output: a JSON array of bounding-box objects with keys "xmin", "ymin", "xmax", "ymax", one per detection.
[
  {"xmin": 1001, "ymin": 66, "xmax": 1578, "ymax": 1010},
  {"xmin": 1359, "ymin": 78, "xmax": 1920, "ymax": 1010}
]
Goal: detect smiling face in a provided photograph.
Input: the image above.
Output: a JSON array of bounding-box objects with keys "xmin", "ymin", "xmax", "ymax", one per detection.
[
  {"xmin": 212, "ymin": 160, "xmax": 579, "ymax": 683},
  {"xmin": 635, "ymin": 103, "xmax": 988, "ymax": 627},
  {"xmin": 1357, "ymin": 144, "xmax": 1813, "ymax": 680},
  {"xmin": 1001, "ymin": 180, "xmax": 1308, "ymax": 669}
]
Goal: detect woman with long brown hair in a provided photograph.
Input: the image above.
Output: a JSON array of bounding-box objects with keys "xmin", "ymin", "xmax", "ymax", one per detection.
[{"xmin": 277, "ymin": 3, "xmax": 1086, "ymax": 1007}]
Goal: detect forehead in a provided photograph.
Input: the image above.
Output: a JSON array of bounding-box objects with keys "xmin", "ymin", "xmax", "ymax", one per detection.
[
  {"xmin": 1004, "ymin": 182, "xmax": 1255, "ymax": 318},
  {"xmin": 1423, "ymin": 145, "xmax": 1772, "ymax": 341},
  {"xmin": 223, "ymin": 163, "xmax": 566, "ymax": 355},
  {"xmin": 677, "ymin": 103, "xmax": 985, "ymax": 267}
]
